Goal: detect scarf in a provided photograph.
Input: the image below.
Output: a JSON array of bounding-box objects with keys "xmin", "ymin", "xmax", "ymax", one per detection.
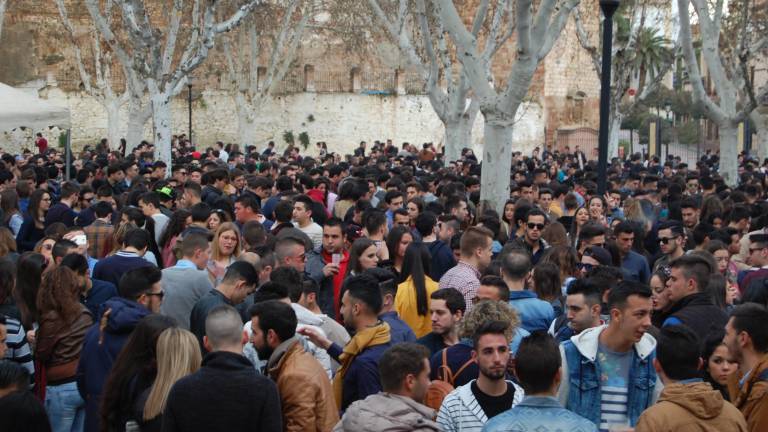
[
  {"xmin": 321, "ymin": 249, "xmax": 349, "ymax": 320},
  {"xmin": 333, "ymin": 321, "xmax": 391, "ymax": 408}
]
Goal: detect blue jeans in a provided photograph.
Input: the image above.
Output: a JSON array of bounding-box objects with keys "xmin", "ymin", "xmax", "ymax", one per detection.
[{"xmin": 45, "ymin": 381, "xmax": 85, "ymax": 432}]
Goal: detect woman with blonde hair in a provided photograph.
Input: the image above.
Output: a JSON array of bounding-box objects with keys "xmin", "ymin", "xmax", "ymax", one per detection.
[
  {"xmin": 135, "ymin": 327, "xmax": 202, "ymax": 432},
  {"xmin": 207, "ymin": 222, "xmax": 242, "ymax": 285}
]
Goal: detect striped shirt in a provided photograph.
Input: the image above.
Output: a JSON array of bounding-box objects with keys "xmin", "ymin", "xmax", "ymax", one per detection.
[
  {"xmin": 437, "ymin": 380, "xmax": 524, "ymax": 432},
  {"xmin": 3, "ymin": 316, "xmax": 34, "ymax": 375},
  {"xmin": 597, "ymin": 344, "xmax": 631, "ymax": 432}
]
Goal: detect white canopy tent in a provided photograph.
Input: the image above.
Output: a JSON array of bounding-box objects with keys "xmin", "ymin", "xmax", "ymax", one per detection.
[
  {"xmin": 0, "ymin": 82, "xmax": 71, "ymax": 132},
  {"xmin": 0, "ymin": 82, "xmax": 73, "ymax": 177}
]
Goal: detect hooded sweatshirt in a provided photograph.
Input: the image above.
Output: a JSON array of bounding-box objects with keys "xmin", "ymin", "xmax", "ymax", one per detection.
[
  {"xmin": 77, "ymin": 297, "xmax": 150, "ymax": 432},
  {"xmin": 635, "ymin": 381, "xmax": 747, "ymax": 432},
  {"xmin": 333, "ymin": 392, "xmax": 440, "ymax": 432}
]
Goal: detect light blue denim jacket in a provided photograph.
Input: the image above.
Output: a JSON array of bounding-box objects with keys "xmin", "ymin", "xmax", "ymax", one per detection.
[
  {"xmin": 509, "ymin": 290, "xmax": 556, "ymax": 332},
  {"xmin": 482, "ymin": 396, "xmax": 597, "ymax": 432},
  {"xmin": 557, "ymin": 325, "xmax": 662, "ymax": 428}
]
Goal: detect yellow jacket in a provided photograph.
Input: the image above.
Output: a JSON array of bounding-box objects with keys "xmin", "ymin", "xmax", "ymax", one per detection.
[{"xmin": 395, "ymin": 275, "xmax": 439, "ymax": 338}]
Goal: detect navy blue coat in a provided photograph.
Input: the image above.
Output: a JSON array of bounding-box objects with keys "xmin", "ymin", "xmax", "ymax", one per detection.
[{"xmin": 76, "ymin": 297, "xmax": 150, "ymax": 432}]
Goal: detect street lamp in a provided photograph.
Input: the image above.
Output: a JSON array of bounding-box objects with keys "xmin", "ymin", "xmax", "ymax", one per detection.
[
  {"xmin": 664, "ymin": 101, "xmax": 672, "ymax": 160},
  {"xmin": 187, "ymin": 82, "xmax": 193, "ymax": 145},
  {"xmin": 597, "ymin": 0, "xmax": 621, "ymax": 195}
]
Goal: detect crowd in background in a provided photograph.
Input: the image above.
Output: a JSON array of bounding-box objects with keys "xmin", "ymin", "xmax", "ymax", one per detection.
[{"xmin": 0, "ymin": 136, "xmax": 767, "ymax": 432}]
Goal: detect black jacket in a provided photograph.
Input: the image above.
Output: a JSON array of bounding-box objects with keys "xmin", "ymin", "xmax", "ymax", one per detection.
[
  {"xmin": 665, "ymin": 292, "xmax": 728, "ymax": 343},
  {"xmin": 162, "ymin": 351, "xmax": 281, "ymax": 432}
]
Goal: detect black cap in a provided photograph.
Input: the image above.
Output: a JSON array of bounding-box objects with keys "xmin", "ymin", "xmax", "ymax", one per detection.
[{"xmin": 584, "ymin": 246, "xmax": 613, "ymax": 266}]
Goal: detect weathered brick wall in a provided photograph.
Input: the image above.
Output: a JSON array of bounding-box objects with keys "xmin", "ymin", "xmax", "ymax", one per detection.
[{"xmin": 0, "ymin": 0, "xmax": 603, "ymax": 152}]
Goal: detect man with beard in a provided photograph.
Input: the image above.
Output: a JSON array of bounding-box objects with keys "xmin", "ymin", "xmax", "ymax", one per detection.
[
  {"xmin": 335, "ymin": 343, "xmax": 440, "ymax": 431},
  {"xmin": 249, "ymin": 300, "xmax": 338, "ymax": 432},
  {"xmin": 299, "ymin": 273, "xmax": 392, "ymax": 411},
  {"xmin": 653, "ymin": 221, "xmax": 687, "ymax": 273},
  {"xmin": 508, "ymin": 209, "xmax": 550, "ymax": 265},
  {"xmin": 724, "ymin": 303, "xmax": 768, "ymax": 431},
  {"xmin": 437, "ymin": 320, "xmax": 524, "ymax": 432}
]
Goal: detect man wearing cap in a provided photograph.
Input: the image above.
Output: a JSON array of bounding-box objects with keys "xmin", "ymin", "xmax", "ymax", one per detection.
[{"xmin": 579, "ymin": 246, "xmax": 614, "ymax": 278}]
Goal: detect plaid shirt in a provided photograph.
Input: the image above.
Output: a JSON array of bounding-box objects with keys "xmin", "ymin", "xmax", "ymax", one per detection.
[
  {"xmin": 438, "ymin": 261, "xmax": 481, "ymax": 312},
  {"xmin": 84, "ymin": 219, "xmax": 114, "ymax": 259}
]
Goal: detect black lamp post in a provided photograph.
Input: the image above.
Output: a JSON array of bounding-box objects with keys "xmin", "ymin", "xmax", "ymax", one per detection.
[
  {"xmin": 664, "ymin": 101, "xmax": 672, "ymax": 160},
  {"xmin": 187, "ymin": 83, "xmax": 193, "ymax": 144},
  {"xmin": 597, "ymin": 0, "xmax": 620, "ymax": 195}
]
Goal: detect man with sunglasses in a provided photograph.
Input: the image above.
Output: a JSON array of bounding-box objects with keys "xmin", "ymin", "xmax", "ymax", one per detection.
[
  {"xmin": 508, "ymin": 209, "xmax": 550, "ymax": 265},
  {"xmin": 739, "ymin": 234, "xmax": 768, "ymax": 295},
  {"xmin": 653, "ymin": 221, "xmax": 686, "ymax": 273},
  {"xmin": 578, "ymin": 246, "xmax": 613, "ymax": 278}
]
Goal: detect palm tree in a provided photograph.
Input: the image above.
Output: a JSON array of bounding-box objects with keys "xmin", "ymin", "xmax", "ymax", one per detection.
[{"xmin": 633, "ymin": 28, "xmax": 673, "ymax": 91}]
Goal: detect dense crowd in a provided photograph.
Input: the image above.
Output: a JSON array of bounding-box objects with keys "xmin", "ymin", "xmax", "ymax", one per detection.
[{"xmin": 0, "ymin": 136, "xmax": 767, "ymax": 432}]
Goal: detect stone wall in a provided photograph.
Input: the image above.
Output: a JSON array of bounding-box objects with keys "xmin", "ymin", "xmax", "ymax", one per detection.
[{"xmin": 0, "ymin": 87, "xmax": 545, "ymax": 159}]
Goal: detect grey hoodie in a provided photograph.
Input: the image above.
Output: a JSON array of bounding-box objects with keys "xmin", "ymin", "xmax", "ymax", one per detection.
[{"xmin": 334, "ymin": 393, "xmax": 440, "ymax": 432}]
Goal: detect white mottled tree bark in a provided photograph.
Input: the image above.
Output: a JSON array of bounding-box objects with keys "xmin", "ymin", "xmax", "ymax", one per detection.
[
  {"xmin": 752, "ymin": 109, "xmax": 768, "ymax": 161},
  {"xmin": 0, "ymin": 0, "xmax": 7, "ymax": 40},
  {"xmin": 85, "ymin": 0, "xmax": 262, "ymax": 170},
  {"xmin": 434, "ymin": 0, "xmax": 580, "ymax": 211},
  {"xmin": 678, "ymin": 0, "xmax": 757, "ymax": 185},
  {"xmin": 367, "ymin": 0, "xmax": 503, "ymax": 163},
  {"xmin": 222, "ymin": 0, "xmax": 309, "ymax": 148},
  {"xmin": 56, "ymin": 0, "xmax": 129, "ymax": 150}
]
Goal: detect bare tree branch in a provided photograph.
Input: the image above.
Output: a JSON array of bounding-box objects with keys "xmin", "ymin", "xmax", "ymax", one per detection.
[{"xmin": 0, "ymin": 0, "xmax": 8, "ymax": 40}]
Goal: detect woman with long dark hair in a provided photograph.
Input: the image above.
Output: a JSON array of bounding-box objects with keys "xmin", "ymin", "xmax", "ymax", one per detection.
[
  {"xmin": 385, "ymin": 225, "xmax": 413, "ymax": 276},
  {"xmin": 532, "ymin": 262, "xmax": 564, "ymax": 317},
  {"xmin": 16, "ymin": 189, "xmax": 51, "ymax": 252},
  {"xmin": 1, "ymin": 189, "xmax": 24, "ymax": 237},
  {"xmin": 13, "ymin": 251, "xmax": 47, "ymax": 330},
  {"xmin": 569, "ymin": 206, "xmax": 590, "ymax": 248},
  {"xmin": 158, "ymin": 209, "xmax": 191, "ymax": 268},
  {"xmin": 702, "ymin": 330, "xmax": 737, "ymax": 401},
  {"xmin": 395, "ymin": 243, "xmax": 437, "ymax": 338},
  {"xmin": 500, "ymin": 199, "xmax": 515, "ymax": 241},
  {"xmin": 35, "ymin": 266, "xmax": 93, "ymax": 432},
  {"xmin": 344, "ymin": 238, "xmax": 379, "ymax": 279},
  {"xmin": 100, "ymin": 314, "xmax": 177, "ymax": 432}
]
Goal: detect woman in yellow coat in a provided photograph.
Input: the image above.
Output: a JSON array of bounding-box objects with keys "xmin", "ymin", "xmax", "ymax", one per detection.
[{"xmin": 395, "ymin": 243, "xmax": 439, "ymax": 338}]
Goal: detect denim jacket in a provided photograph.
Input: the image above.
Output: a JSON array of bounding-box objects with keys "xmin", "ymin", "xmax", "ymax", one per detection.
[
  {"xmin": 482, "ymin": 396, "xmax": 597, "ymax": 432},
  {"xmin": 509, "ymin": 290, "xmax": 555, "ymax": 333},
  {"xmin": 557, "ymin": 325, "xmax": 662, "ymax": 428}
]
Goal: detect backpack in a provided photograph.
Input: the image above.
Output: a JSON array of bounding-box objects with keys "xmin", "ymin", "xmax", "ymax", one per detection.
[{"xmin": 424, "ymin": 348, "xmax": 475, "ymax": 411}]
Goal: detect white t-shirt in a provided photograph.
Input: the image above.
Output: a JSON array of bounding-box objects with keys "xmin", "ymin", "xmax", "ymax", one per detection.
[
  {"xmin": 152, "ymin": 212, "xmax": 170, "ymax": 246},
  {"xmin": 298, "ymin": 222, "xmax": 323, "ymax": 250}
]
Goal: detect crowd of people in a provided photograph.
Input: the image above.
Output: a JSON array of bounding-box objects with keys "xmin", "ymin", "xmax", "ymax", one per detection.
[{"xmin": 0, "ymin": 136, "xmax": 767, "ymax": 432}]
